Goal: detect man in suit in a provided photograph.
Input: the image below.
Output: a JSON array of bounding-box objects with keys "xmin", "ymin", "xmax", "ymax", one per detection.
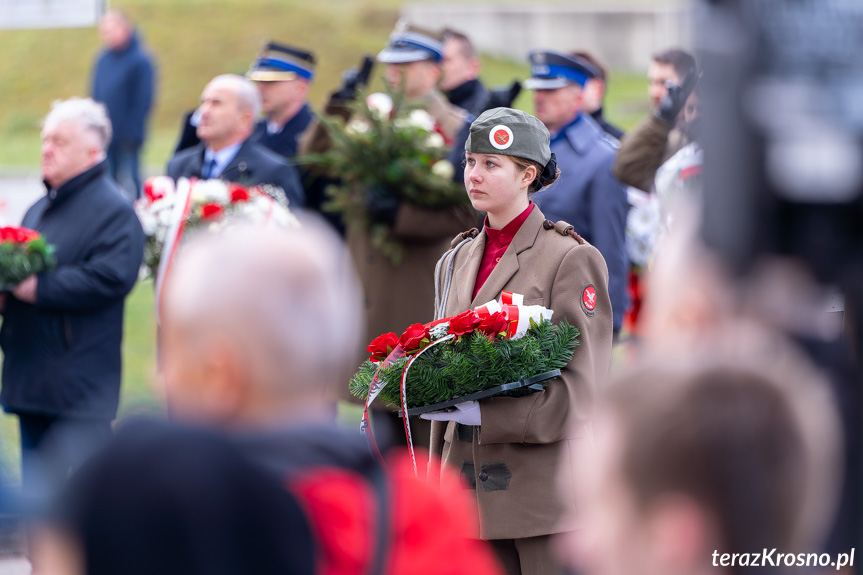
[
  {"xmin": 526, "ymin": 51, "xmax": 629, "ymax": 335},
  {"xmin": 167, "ymin": 74, "xmax": 304, "ymax": 208}
]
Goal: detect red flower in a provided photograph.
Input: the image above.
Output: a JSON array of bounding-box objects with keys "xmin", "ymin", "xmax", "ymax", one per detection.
[
  {"xmin": 229, "ymin": 184, "xmax": 251, "ymax": 203},
  {"xmin": 143, "ymin": 178, "xmax": 164, "ymax": 203},
  {"xmin": 0, "ymin": 226, "xmax": 40, "ymax": 244},
  {"xmin": 17, "ymin": 228, "xmax": 40, "ymax": 243},
  {"xmin": 476, "ymin": 312, "xmax": 510, "ymax": 339},
  {"xmin": 367, "ymin": 332, "xmax": 399, "ymax": 362},
  {"xmin": 200, "ymin": 203, "xmax": 224, "ymax": 221},
  {"xmin": 447, "ymin": 310, "xmax": 481, "ymax": 337},
  {"xmin": 398, "ymin": 323, "xmax": 431, "ymax": 353}
]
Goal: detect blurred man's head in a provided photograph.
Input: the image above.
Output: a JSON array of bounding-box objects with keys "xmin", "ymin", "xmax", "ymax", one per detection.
[
  {"xmin": 41, "ymin": 98, "xmax": 112, "ymax": 190},
  {"xmin": 648, "ymin": 48, "xmax": 696, "ymax": 111},
  {"xmin": 440, "ymin": 29, "xmax": 480, "ymax": 93},
  {"xmin": 571, "ymin": 50, "xmax": 609, "ymax": 115},
  {"xmin": 161, "ymin": 220, "xmax": 363, "ymax": 429},
  {"xmin": 378, "ymin": 22, "xmax": 445, "ymax": 99},
  {"xmin": 196, "ymin": 74, "xmax": 260, "ymax": 152},
  {"xmin": 526, "ymin": 51, "xmax": 597, "ymax": 134},
  {"xmin": 247, "ymin": 42, "xmax": 315, "ymax": 127},
  {"xmin": 98, "ymin": 10, "xmax": 133, "ymax": 52},
  {"xmin": 567, "ymin": 337, "xmax": 840, "ymax": 575},
  {"xmin": 384, "ymin": 60, "xmax": 441, "ymax": 100}
]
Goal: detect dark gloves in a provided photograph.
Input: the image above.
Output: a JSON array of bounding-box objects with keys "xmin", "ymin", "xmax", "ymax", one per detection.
[
  {"xmin": 486, "ymin": 81, "xmax": 522, "ymax": 110},
  {"xmin": 366, "ymin": 184, "xmax": 401, "ymax": 226},
  {"xmin": 332, "ymin": 55, "xmax": 375, "ymax": 102},
  {"xmin": 656, "ymin": 68, "xmax": 699, "ymax": 125}
]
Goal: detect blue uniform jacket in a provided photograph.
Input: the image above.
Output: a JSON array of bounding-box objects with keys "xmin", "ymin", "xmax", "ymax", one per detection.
[
  {"xmin": 533, "ymin": 115, "xmax": 629, "ymax": 331},
  {"xmin": 0, "ymin": 162, "xmax": 144, "ymax": 419},
  {"xmin": 251, "ymin": 104, "xmax": 314, "ymax": 160}
]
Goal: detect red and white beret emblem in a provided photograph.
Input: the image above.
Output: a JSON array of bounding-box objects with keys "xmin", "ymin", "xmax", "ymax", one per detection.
[{"xmin": 489, "ymin": 125, "xmax": 514, "ymax": 150}]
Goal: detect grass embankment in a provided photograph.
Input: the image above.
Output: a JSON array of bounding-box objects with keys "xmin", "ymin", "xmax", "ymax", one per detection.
[{"xmin": 0, "ymin": 0, "xmax": 650, "ymax": 170}]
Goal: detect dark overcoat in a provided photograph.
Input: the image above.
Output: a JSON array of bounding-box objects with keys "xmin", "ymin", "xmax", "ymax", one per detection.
[{"xmin": 0, "ymin": 162, "xmax": 144, "ymax": 420}]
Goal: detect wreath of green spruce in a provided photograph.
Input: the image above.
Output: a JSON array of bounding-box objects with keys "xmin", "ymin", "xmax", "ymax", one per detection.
[{"xmin": 350, "ymin": 319, "xmax": 579, "ymax": 409}]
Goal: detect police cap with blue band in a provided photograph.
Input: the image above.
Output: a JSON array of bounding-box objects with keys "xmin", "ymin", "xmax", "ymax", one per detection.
[
  {"xmin": 247, "ymin": 41, "xmax": 316, "ymax": 82},
  {"xmin": 524, "ymin": 51, "xmax": 600, "ymax": 90},
  {"xmin": 377, "ymin": 21, "xmax": 444, "ymax": 64}
]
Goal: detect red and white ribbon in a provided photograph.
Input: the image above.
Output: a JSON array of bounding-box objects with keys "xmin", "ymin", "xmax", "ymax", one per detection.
[{"xmin": 154, "ymin": 177, "xmax": 194, "ymax": 326}]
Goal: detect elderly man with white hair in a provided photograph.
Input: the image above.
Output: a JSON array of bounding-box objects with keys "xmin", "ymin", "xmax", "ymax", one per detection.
[
  {"xmin": 0, "ymin": 97, "xmax": 145, "ymax": 498},
  {"xmin": 167, "ymin": 74, "xmax": 305, "ymax": 207}
]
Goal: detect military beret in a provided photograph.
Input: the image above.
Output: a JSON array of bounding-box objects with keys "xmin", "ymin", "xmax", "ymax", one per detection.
[
  {"xmin": 377, "ymin": 20, "xmax": 444, "ymax": 64},
  {"xmin": 247, "ymin": 41, "xmax": 316, "ymax": 82},
  {"xmin": 524, "ymin": 50, "xmax": 599, "ymax": 90},
  {"xmin": 465, "ymin": 107, "xmax": 552, "ymax": 167}
]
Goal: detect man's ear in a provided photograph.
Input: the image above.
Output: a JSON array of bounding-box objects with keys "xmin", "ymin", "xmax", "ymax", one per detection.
[{"xmin": 429, "ymin": 62, "xmax": 442, "ymax": 87}]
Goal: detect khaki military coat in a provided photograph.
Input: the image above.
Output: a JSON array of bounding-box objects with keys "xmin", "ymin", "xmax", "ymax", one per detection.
[
  {"xmin": 301, "ymin": 89, "xmax": 476, "ymax": 402},
  {"xmin": 429, "ymin": 206, "xmax": 614, "ymax": 540}
]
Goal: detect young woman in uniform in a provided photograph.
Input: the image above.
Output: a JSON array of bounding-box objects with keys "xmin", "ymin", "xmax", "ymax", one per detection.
[{"xmin": 425, "ymin": 108, "xmax": 614, "ymax": 575}]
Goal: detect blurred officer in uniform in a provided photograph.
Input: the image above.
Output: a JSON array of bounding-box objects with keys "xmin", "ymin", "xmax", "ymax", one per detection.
[
  {"xmin": 526, "ymin": 51, "xmax": 629, "ymax": 335},
  {"xmin": 246, "ymin": 41, "xmax": 342, "ymax": 229},
  {"xmin": 302, "ymin": 22, "xmax": 476, "ymax": 449},
  {"xmin": 377, "ymin": 22, "xmax": 467, "ymax": 143},
  {"xmin": 247, "ymin": 41, "xmax": 315, "ymax": 160},
  {"xmin": 571, "ymin": 50, "xmax": 625, "ymax": 140},
  {"xmin": 303, "ymin": 22, "xmax": 475, "ymax": 346}
]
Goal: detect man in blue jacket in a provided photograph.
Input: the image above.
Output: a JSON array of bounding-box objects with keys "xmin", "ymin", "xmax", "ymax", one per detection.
[
  {"xmin": 91, "ymin": 10, "xmax": 155, "ymax": 202},
  {"xmin": 526, "ymin": 51, "xmax": 629, "ymax": 335},
  {"xmin": 0, "ymin": 98, "xmax": 145, "ymax": 498}
]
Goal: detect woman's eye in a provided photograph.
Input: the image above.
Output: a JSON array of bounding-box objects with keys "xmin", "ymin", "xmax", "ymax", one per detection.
[
  {"xmin": 466, "ymin": 158, "xmax": 475, "ymax": 166},
  {"xmin": 486, "ymin": 161, "xmax": 496, "ymax": 169}
]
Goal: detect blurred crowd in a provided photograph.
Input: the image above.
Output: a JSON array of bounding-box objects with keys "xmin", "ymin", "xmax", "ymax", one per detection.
[{"xmin": 0, "ymin": 7, "xmax": 857, "ymax": 575}]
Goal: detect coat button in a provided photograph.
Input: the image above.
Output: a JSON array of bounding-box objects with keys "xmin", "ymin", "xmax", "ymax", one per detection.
[
  {"xmin": 495, "ymin": 257, "xmax": 501, "ymax": 262},
  {"xmin": 478, "ymin": 471, "xmax": 489, "ymax": 481}
]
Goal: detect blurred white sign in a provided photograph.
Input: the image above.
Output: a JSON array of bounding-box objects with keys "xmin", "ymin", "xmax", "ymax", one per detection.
[{"xmin": 0, "ymin": 0, "xmax": 105, "ymax": 30}]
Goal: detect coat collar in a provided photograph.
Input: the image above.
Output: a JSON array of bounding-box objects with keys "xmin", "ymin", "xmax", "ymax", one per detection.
[
  {"xmin": 44, "ymin": 161, "xmax": 106, "ymax": 207},
  {"xmin": 256, "ymin": 103, "xmax": 313, "ymax": 140},
  {"xmin": 219, "ymin": 139, "xmax": 255, "ymax": 182},
  {"xmin": 554, "ymin": 113, "xmax": 602, "ymax": 156},
  {"xmin": 454, "ymin": 206, "xmax": 546, "ymax": 309}
]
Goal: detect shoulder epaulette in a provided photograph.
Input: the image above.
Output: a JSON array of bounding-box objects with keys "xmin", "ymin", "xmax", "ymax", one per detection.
[
  {"xmin": 543, "ymin": 219, "xmax": 585, "ymax": 245},
  {"xmin": 450, "ymin": 227, "xmax": 479, "ymax": 249},
  {"xmin": 601, "ymin": 132, "xmax": 621, "ymax": 149}
]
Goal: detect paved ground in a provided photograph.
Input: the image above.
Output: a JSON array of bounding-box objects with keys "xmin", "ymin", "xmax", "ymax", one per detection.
[{"xmin": 0, "ymin": 171, "xmax": 44, "ymax": 226}]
